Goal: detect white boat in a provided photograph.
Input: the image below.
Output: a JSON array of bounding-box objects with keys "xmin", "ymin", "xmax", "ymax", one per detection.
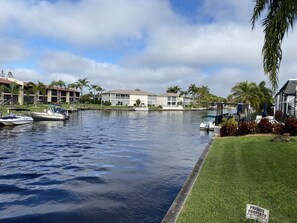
[
  {"xmin": 31, "ymin": 105, "xmax": 69, "ymax": 121},
  {"xmin": 134, "ymin": 103, "xmax": 149, "ymax": 111},
  {"xmin": 199, "ymin": 115, "xmax": 216, "ymax": 131},
  {"xmin": 0, "ymin": 109, "xmax": 33, "ymax": 126}
]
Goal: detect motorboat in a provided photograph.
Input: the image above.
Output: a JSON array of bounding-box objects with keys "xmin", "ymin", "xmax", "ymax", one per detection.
[
  {"xmin": 134, "ymin": 103, "xmax": 149, "ymax": 111},
  {"xmin": 199, "ymin": 115, "xmax": 216, "ymax": 131},
  {"xmin": 0, "ymin": 109, "xmax": 33, "ymax": 126},
  {"xmin": 31, "ymin": 105, "xmax": 69, "ymax": 121}
]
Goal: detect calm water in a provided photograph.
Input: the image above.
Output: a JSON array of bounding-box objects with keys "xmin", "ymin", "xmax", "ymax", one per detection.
[{"xmin": 0, "ymin": 110, "xmax": 212, "ymax": 223}]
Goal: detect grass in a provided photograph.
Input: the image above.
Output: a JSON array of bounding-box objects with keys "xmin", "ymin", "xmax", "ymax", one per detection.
[{"xmin": 177, "ymin": 135, "xmax": 297, "ymax": 223}]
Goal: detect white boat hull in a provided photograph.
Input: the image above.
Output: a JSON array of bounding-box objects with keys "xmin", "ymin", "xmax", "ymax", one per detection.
[
  {"xmin": 31, "ymin": 112, "xmax": 69, "ymax": 121},
  {"xmin": 199, "ymin": 121, "xmax": 215, "ymax": 131},
  {"xmin": 0, "ymin": 115, "xmax": 33, "ymax": 126}
]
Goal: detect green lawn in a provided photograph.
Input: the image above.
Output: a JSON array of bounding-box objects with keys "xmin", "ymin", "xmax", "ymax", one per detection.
[{"xmin": 177, "ymin": 135, "xmax": 297, "ymax": 223}]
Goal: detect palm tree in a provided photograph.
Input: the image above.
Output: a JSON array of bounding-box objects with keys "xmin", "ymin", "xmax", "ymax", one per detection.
[
  {"xmin": 68, "ymin": 82, "xmax": 79, "ymax": 89},
  {"xmin": 27, "ymin": 81, "xmax": 47, "ymax": 106},
  {"xmin": 229, "ymin": 81, "xmax": 262, "ymax": 112},
  {"xmin": 166, "ymin": 85, "xmax": 181, "ymax": 94},
  {"xmin": 0, "ymin": 84, "xmax": 4, "ymax": 103},
  {"xmin": 251, "ymin": 0, "xmax": 297, "ymax": 91},
  {"xmin": 50, "ymin": 80, "xmax": 66, "ymax": 89},
  {"xmin": 5, "ymin": 82, "xmax": 20, "ymax": 105},
  {"xmin": 258, "ymin": 81, "xmax": 274, "ymax": 114},
  {"xmin": 197, "ymin": 85, "xmax": 210, "ymax": 103},
  {"xmin": 188, "ymin": 84, "xmax": 198, "ymax": 99},
  {"xmin": 89, "ymin": 84, "xmax": 103, "ymax": 103},
  {"xmin": 77, "ymin": 78, "xmax": 89, "ymax": 96}
]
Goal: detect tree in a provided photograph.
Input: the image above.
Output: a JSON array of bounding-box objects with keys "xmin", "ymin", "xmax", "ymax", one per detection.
[
  {"xmin": 136, "ymin": 98, "xmax": 141, "ymax": 107},
  {"xmin": 197, "ymin": 85, "xmax": 210, "ymax": 103},
  {"xmin": 50, "ymin": 80, "xmax": 66, "ymax": 89},
  {"xmin": 258, "ymin": 81, "xmax": 274, "ymax": 113},
  {"xmin": 89, "ymin": 84, "xmax": 103, "ymax": 103},
  {"xmin": 27, "ymin": 81, "xmax": 46, "ymax": 106},
  {"xmin": 77, "ymin": 78, "xmax": 89, "ymax": 96},
  {"xmin": 188, "ymin": 84, "xmax": 198, "ymax": 99},
  {"xmin": 251, "ymin": 0, "xmax": 297, "ymax": 91},
  {"xmin": 0, "ymin": 84, "xmax": 4, "ymax": 103},
  {"xmin": 229, "ymin": 81, "xmax": 262, "ymax": 112},
  {"xmin": 5, "ymin": 82, "xmax": 20, "ymax": 104},
  {"xmin": 7, "ymin": 71, "xmax": 13, "ymax": 78},
  {"xmin": 166, "ymin": 85, "xmax": 181, "ymax": 94}
]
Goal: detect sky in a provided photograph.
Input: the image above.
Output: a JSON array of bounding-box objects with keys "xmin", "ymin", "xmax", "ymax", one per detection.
[{"xmin": 0, "ymin": 0, "xmax": 297, "ymax": 97}]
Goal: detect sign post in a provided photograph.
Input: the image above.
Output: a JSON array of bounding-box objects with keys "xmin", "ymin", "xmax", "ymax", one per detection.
[{"xmin": 246, "ymin": 204, "xmax": 269, "ymax": 223}]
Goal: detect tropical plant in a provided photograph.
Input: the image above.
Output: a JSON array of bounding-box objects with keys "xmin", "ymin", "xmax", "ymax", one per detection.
[
  {"xmin": 5, "ymin": 82, "xmax": 20, "ymax": 104},
  {"xmin": 197, "ymin": 85, "xmax": 210, "ymax": 103},
  {"xmin": 77, "ymin": 78, "xmax": 89, "ymax": 96},
  {"xmin": 0, "ymin": 84, "xmax": 5, "ymax": 103},
  {"xmin": 7, "ymin": 71, "xmax": 13, "ymax": 78},
  {"xmin": 220, "ymin": 117, "xmax": 238, "ymax": 137},
  {"xmin": 229, "ymin": 81, "xmax": 262, "ymax": 112},
  {"xmin": 257, "ymin": 118, "xmax": 274, "ymax": 133},
  {"xmin": 237, "ymin": 121, "xmax": 258, "ymax": 136},
  {"xmin": 179, "ymin": 90, "xmax": 188, "ymax": 97},
  {"xmin": 27, "ymin": 81, "xmax": 47, "ymax": 106},
  {"xmin": 258, "ymin": 81, "xmax": 274, "ymax": 114},
  {"xmin": 136, "ymin": 98, "xmax": 141, "ymax": 107},
  {"xmin": 251, "ymin": 0, "xmax": 297, "ymax": 91},
  {"xmin": 166, "ymin": 85, "xmax": 181, "ymax": 94},
  {"xmin": 50, "ymin": 80, "xmax": 66, "ymax": 88},
  {"xmin": 89, "ymin": 84, "xmax": 103, "ymax": 103},
  {"xmin": 188, "ymin": 84, "xmax": 198, "ymax": 99},
  {"xmin": 282, "ymin": 118, "xmax": 297, "ymax": 136}
]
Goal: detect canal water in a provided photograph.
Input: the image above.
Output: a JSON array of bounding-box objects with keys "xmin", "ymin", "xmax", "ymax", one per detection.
[{"xmin": 0, "ymin": 110, "xmax": 212, "ymax": 223}]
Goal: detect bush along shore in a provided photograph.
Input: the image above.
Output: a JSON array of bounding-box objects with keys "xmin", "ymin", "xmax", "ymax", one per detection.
[
  {"xmin": 176, "ymin": 135, "xmax": 297, "ymax": 223},
  {"xmin": 220, "ymin": 117, "xmax": 297, "ymax": 137}
]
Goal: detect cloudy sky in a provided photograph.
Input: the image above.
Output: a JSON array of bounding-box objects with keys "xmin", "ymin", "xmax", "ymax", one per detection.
[{"xmin": 0, "ymin": 0, "xmax": 296, "ymax": 97}]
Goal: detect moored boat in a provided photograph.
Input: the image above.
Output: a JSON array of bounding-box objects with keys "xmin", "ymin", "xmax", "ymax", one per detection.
[
  {"xmin": 134, "ymin": 103, "xmax": 149, "ymax": 111},
  {"xmin": 199, "ymin": 115, "xmax": 216, "ymax": 131},
  {"xmin": 0, "ymin": 109, "xmax": 33, "ymax": 126},
  {"xmin": 31, "ymin": 105, "xmax": 69, "ymax": 121}
]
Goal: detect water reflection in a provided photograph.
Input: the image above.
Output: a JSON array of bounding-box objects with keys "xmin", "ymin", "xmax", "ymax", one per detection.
[{"xmin": 0, "ymin": 110, "xmax": 212, "ymax": 223}]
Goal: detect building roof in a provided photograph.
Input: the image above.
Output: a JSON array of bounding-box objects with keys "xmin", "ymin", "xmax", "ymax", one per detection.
[
  {"xmin": 277, "ymin": 79, "xmax": 297, "ymax": 95},
  {"xmin": 158, "ymin": 93, "xmax": 179, "ymax": 97},
  {"xmin": 104, "ymin": 89, "xmax": 156, "ymax": 96},
  {"xmin": 0, "ymin": 78, "xmax": 12, "ymax": 84}
]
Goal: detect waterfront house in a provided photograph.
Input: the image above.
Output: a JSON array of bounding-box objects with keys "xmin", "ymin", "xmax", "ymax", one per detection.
[
  {"xmin": 274, "ymin": 79, "xmax": 297, "ymax": 118},
  {"xmin": 102, "ymin": 90, "xmax": 158, "ymax": 106},
  {"xmin": 0, "ymin": 76, "xmax": 80, "ymax": 105},
  {"xmin": 157, "ymin": 93, "xmax": 184, "ymax": 110}
]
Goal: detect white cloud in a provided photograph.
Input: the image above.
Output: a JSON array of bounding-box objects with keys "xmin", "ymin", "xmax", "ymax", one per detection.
[
  {"xmin": 0, "ymin": 39, "xmax": 28, "ymax": 64},
  {"xmin": 197, "ymin": 0, "xmax": 254, "ymax": 24},
  {"xmin": 0, "ymin": 0, "xmax": 296, "ymax": 98},
  {"xmin": 125, "ymin": 23, "xmax": 263, "ymax": 69},
  {"xmin": 1, "ymin": 0, "xmax": 181, "ymax": 46}
]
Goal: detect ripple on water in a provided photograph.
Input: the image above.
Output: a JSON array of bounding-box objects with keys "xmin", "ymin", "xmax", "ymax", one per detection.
[{"xmin": 0, "ymin": 110, "xmax": 213, "ymax": 223}]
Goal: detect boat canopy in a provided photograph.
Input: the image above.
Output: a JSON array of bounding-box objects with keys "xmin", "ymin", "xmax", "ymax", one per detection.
[
  {"xmin": 201, "ymin": 115, "xmax": 216, "ymax": 119},
  {"xmin": 7, "ymin": 108, "xmax": 31, "ymax": 112}
]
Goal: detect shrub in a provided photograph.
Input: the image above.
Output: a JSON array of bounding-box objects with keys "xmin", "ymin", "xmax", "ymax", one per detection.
[
  {"xmin": 272, "ymin": 123, "xmax": 284, "ymax": 134},
  {"xmin": 274, "ymin": 110, "xmax": 283, "ymax": 123},
  {"xmin": 104, "ymin": 101, "xmax": 112, "ymax": 106},
  {"xmin": 237, "ymin": 121, "xmax": 258, "ymax": 135},
  {"xmin": 282, "ymin": 118, "xmax": 297, "ymax": 136},
  {"xmin": 257, "ymin": 118, "xmax": 273, "ymax": 133},
  {"xmin": 220, "ymin": 117, "xmax": 238, "ymax": 137}
]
